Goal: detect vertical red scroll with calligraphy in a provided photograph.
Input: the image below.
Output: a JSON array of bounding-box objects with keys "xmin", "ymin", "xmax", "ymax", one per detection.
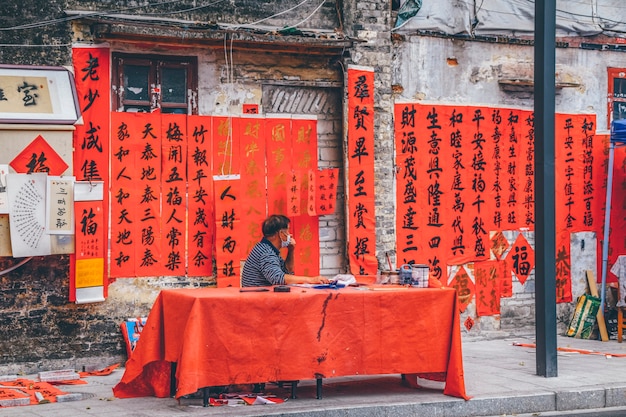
[
  {"xmin": 187, "ymin": 116, "xmax": 214, "ymax": 276},
  {"xmin": 291, "ymin": 116, "xmax": 319, "ymax": 276},
  {"xmin": 71, "ymin": 45, "xmax": 110, "ymax": 299},
  {"xmin": 293, "ymin": 215, "xmax": 320, "ymax": 276},
  {"xmin": 554, "ymin": 114, "xmax": 596, "ymax": 299},
  {"xmin": 445, "ymin": 106, "xmax": 470, "ymax": 267},
  {"xmin": 214, "ymin": 179, "xmax": 242, "ymax": 287},
  {"xmin": 135, "ymin": 113, "xmax": 164, "ymax": 277},
  {"xmin": 213, "ymin": 116, "xmax": 242, "ymax": 286},
  {"xmin": 487, "ymin": 108, "xmax": 506, "ymax": 233},
  {"xmin": 347, "ymin": 66, "xmax": 377, "ymax": 280},
  {"xmin": 316, "ymin": 168, "xmax": 339, "ymax": 215},
  {"xmin": 288, "ymin": 170, "xmax": 303, "ymax": 216},
  {"xmin": 266, "ymin": 116, "xmax": 292, "ymax": 215},
  {"xmin": 213, "ymin": 116, "xmax": 239, "ymax": 176},
  {"xmin": 503, "ymin": 109, "xmax": 523, "ymax": 230},
  {"xmin": 520, "ymin": 112, "xmax": 536, "ymax": 229},
  {"xmin": 161, "ymin": 114, "xmax": 187, "ymax": 275},
  {"xmin": 474, "ymin": 260, "xmax": 502, "ymax": 316},
  {"xmin": 292, "ymin": 116, "xmax": 318, "ymax": 174},
  {"xmin": 74, "ymin": 200, "xmax": 105, "ymax": 297},
  {"xmin": 467, "ymin": 108, "xmax": 490, "ymax": 264},
  {"xmin": 237, "ymin": 116, "xmax": 267, "ymax": 257},
  {"xmin": 394, "ymin": 103, "xmax": 425, "ymax": 268},
  {"xmin": 110, "ymin": 112, "xmax": 141, "ymax": 277}
]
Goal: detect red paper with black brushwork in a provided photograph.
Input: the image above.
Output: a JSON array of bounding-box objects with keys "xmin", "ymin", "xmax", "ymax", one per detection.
[{"xmin": 347, "ymin": 67, "xmax": 377, "ymax": 280}]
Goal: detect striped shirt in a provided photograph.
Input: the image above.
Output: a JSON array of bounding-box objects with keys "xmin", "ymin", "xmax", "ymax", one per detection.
[{"xmin": 241, "ymin": 238, "xmax": 290, "ymax": 287}]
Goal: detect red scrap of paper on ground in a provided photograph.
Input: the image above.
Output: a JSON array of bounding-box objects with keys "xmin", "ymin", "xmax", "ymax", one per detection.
[
  {"xmin": 0, "ymin": 379, "xmax": 69, "ymax": 405},
  {"xmin": 513, "ymin": 342, "xmax": 626, "ymax": 358},
  {"xmin": 79, "ymin": 363, "xmax": 120, "ymax": 377},
  {"xmin": 10, "ymin": 134, "xmax": 69, "ymax": 175},
  {"xmin": 240, "ymin": 395, "xmax": 285, "ymax": 405},
  {"xmin": 48, "ymin": 379, "xmax": 88, "ymax": 385}
]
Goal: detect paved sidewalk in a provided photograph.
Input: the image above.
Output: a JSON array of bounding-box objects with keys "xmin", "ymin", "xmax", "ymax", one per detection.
[{"xmin": 2, "ymin": 334, "xmax": 626, "ymax": 417}]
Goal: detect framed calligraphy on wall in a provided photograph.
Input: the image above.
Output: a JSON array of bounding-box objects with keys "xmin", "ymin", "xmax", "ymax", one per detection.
[{"xmin": 0, "ymin": 65, "xmax": 80, "ymax": 124}]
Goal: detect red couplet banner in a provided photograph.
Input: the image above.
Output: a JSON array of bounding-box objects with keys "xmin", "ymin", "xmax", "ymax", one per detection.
[
  {"xmin": 237, "ymin": 116, "xmax": 268, "ymax": 257},
  {"xmin": 265, "ymin": 116, "xmax": 292, "ymax": 215},
  {"xmin": 214, "ymin": 178, "xmax": 242, "ymax": 287},
  {"xmin": 136, "ymin": 112, "xmax": 166, "ymax": 277},
  {"xmin": 109, "ymin": 112, "xmax": 141, "ymax": 278},
  {"xmin": 292, "ymin": 214, "xmax": 320, "ymax": 277},
  {"xmin": 187, "ymin": 115, "xmax": 214, "ymax": 277},
  {"xmin": 161, "ymin": 114, "xmax": 188, "ymax": 275},
  {"xmin": 347, "ymin": 66, "xmax": 377, "ymax": 280},
  {"xmin": 71, "ymin": 45, "xmax": 110, "ymax": 299}
]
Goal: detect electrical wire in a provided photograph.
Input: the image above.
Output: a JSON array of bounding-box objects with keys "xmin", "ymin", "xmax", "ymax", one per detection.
[
  {"xmin": 141, "ymin": 0, "xmax": 227, "ymax": 16},
  {"xmin": 0, "ymin": 257, "xmax": 33, "ymax": 277},
  {"xmin": 280, "ymin": 0, "xmax": 327, "ymax": 32},
  {"xmin": 0, "ymin": 0, "xmax": 623, "ymax": 35},
  {"xmin": 231, "ymin": 0, "xmax": 315, "ymax": 30},
  {"xmin": 0, "ymin": 43, "xmax": 71, "ymax": 47},
  {"xmin": 0, "ymin": 0, "xmax": 187, "ymax": 31}
]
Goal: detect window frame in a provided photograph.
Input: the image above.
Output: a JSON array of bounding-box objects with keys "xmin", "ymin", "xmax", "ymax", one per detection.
[
  {"xmin": 112, "ymin": 53, "xmax": 198, "ymax": 114},
  {"xmin": 607, "ymin": 67, "xmax": 626, "ymax": 128}
]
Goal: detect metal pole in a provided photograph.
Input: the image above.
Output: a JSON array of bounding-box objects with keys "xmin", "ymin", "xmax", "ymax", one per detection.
[
  {"xmin": 601, "ymin": 140, "xmax": 616, "ymax": 313},
  {"xmin": 534, "ymin": 0, "xmax": 558, "ymax": 377}
]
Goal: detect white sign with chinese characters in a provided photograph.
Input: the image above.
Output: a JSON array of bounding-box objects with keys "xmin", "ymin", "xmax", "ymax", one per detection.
[{"xmin": 46, "ymin": 176, "xmax": 75, "ymax": 234}]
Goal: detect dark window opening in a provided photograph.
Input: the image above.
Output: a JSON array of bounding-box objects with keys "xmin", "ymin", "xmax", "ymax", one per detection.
[{"xmin": 113, "ymin": 54, "xmax": 197, "ymax": 114}]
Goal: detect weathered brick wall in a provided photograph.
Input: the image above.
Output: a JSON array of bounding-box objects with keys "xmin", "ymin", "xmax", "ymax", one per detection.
[
  {"xmin": 0, "ymin": 256, "xmax": 122, "ymax": 373},
  {"xmin": 0, "ymin": 0, "xmax": 71, "ymax": 66}
]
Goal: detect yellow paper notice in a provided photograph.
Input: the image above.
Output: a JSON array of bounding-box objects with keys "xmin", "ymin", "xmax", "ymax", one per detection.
[{"xmin": 75, "ymin": 258, "xmax": 104, "ymax": 288}]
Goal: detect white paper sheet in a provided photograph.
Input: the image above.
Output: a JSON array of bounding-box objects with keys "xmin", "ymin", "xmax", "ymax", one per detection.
[
  {"xmin": 46, "ymin": 176, "xmax": 75, "ymax": 234},
  {"xmin": 75, "ymin": 286, "xmax": 105, "ymax": 304},
  {"xmin": 0, "ymin": 164, "xmax": 9, "ymax": 214},
  {"xmin": 74, "ymin": 181, "xmax": 104, "ymax": 202}
]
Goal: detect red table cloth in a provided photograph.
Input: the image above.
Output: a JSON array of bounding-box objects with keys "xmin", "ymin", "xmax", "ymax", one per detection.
[{"xmin": 113, "ymin": 286, "xmax": 469, "ymax": 400}]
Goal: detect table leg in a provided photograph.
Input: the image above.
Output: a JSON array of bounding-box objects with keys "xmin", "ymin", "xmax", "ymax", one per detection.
[
  {"xmin": 202, "ymin": 387, "xmax": 209, "ymax": 407},
  {"xmin": 290, "ymin": 381, "xmax": 298, "ymax": 399},
  {"xmin": 316, "ymin": 377, "xmax": 322, "ymax": 399},
  {"xmin": 170, "ymin": 363, "xmax": 177, "ymax": 397}
]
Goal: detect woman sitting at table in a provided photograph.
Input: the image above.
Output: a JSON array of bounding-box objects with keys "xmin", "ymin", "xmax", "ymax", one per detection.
[{"xmin": 241, "ymin": 214, "xmax": 329, "ymax": 287}]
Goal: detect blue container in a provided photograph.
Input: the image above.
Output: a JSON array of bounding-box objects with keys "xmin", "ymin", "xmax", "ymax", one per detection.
[{"xmin": 399, "ymin": 264, "xmax": 413, "ymax": 285}]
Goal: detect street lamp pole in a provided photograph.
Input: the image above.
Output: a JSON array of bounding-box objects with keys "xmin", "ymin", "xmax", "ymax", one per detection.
[{"xmin": 534, "ymin": 0, "xmax": 558, "ymax": 378}]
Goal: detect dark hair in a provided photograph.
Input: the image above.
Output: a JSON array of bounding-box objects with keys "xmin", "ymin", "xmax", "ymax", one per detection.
[{"xmin": 262, "ymin": 214, "xmax": 290, "ymax": 237}]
